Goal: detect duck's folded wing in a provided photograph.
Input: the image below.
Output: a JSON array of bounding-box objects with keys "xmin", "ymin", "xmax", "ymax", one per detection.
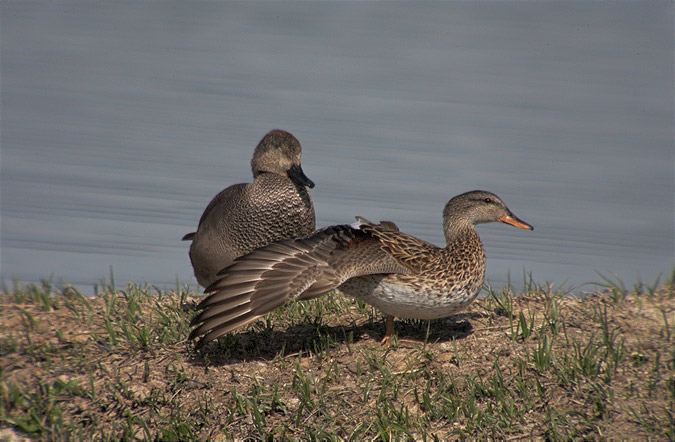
[{"xmin": 356, "ymin": 216, "xmax": 439, "ymax": 271}]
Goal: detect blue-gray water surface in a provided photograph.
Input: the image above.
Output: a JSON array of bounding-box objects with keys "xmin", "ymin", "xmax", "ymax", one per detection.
[{"xmin": 2, "ymin": 2, "xmax": 673, "ymax": 294}]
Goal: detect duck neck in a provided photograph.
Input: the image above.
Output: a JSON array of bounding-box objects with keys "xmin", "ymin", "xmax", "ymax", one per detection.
[{"xmin": 443, "ymin": 217, "xmax": 476, "ymax": 246}]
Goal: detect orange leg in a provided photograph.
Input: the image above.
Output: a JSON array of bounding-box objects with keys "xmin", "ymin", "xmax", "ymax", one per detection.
[
  {"xmin": 380, "ymin": 315, "xmax": 395, "ymax": 347},
  {"xmin": 380, "ymin": 315, "xmax": 427, "ymax": 348}
]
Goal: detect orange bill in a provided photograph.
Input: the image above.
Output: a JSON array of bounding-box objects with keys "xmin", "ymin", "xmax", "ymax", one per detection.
[{"xmin": 498, "ymin": 214, "xmax": 534, "ymax": 230}]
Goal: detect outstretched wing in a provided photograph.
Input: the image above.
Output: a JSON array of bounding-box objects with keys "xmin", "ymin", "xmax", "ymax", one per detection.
[
  {"xmin": 189, "ymin": 221, "xmax": 412, "ymax": 347},
  {"xmin": 190, "ymin": 225, "xmax": 354, "ymax": 347}
]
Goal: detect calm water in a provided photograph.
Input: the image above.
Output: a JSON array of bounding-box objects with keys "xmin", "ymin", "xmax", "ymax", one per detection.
[{"xmin": 2, "ymin": 2, "xmax": 673, "ymax": 294}]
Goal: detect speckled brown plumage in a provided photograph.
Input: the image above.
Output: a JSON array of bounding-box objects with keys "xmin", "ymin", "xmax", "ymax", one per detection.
[
  {"xmin": 190, "ymin": 190, "xmax": 533, "ymax": 347},
  {"xmin": 183, "ymin": 130, "xmax": 316, "ymax": 287}
]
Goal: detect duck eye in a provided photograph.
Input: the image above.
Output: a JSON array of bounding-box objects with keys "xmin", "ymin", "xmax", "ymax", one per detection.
[{"xmin": 484, "ymin": 197, "xmax": 493, "ymax": 204}]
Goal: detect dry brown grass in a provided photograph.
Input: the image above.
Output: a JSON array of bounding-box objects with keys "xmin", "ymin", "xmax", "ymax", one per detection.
[{"xmin": 1, "ymin": 274, "xmax": 673, "ymax": 441}]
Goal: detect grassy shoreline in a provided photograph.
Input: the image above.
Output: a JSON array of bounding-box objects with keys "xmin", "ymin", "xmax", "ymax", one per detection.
[{"xmin": 1, "ymin": 274, "xmax": 673, "ymax": 441}]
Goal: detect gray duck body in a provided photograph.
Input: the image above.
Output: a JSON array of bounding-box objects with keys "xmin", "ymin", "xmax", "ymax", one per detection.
[
  {"xmin": 190, "ymin": 190, "xmax": 533, "ymax": 347},
  {"xmin": 184, "ymin": 129, "xmax": 315, "ymax": 287}
]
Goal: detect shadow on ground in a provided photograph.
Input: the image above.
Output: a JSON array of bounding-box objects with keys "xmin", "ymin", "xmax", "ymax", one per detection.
[{"xmin": 189, "ymin": 311, "xmax": 483, "ymax": 366}]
